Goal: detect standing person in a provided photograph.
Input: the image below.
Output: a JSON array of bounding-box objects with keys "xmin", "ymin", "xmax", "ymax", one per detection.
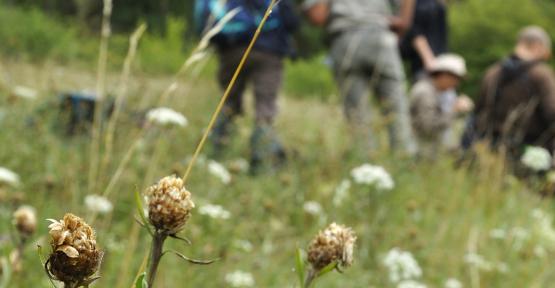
[
  {"xmin": 304, "ymin": 0, "xmax": 417, "ymax": 157},
  {"xmin": 410, "ymin": 54, "xmax": 473, "ymax": 159},
  {"xmin": 470, "ymin": 26, "xmax": 555, "ymax": 164},
  {"xmin": 401, "ymin": 0, "xmax": 448, "ymax": 81},
  {"xmin": 195, "ymin": 0, "xmax": 299, "ymax": 173}
]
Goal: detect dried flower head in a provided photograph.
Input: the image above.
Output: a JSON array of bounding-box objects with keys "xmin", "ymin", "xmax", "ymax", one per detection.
[
  {"xmin": 145, "ymin": 175, "xmax": 195, "ymax": 234},
  {"xmin": 13, "ymin": 205, "xmax": 37, "ymax": 239},
  {"xmin": 46, "ymin": 213, "xmax": 103, "ymax": 286},
  {"xmin": 307, "ymin": 223, "xmax": 357, "ymax": 271}
]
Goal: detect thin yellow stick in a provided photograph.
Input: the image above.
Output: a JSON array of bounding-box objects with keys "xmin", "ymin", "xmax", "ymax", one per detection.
[{"xmin": 182, "ymin": 0, "xmax": 278, "ymax": 183}]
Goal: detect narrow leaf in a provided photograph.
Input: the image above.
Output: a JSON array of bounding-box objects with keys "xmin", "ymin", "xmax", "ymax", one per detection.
[
  {"xmin": 295, "ymin": 248, "xmax": 306, "ymax": 288},
  {"xmin": 135, "ymin": 273, "xmax": 147, "ymax": 288},
  {"xmin": 316, "ymin": 261, "xmax": 338, "ymax": 278},
  {"xmin": 135, "ymin": 187, "xmax": 153, "ymax": 236},
  {"xmin": 164, "ymin": 250, "xmax": 218, "ymax": 265}
]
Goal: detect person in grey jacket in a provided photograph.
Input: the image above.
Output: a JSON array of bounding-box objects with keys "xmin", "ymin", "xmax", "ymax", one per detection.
[{"xmin": 304, "ymin": 0, "xmax": 417, "ymax": 157}]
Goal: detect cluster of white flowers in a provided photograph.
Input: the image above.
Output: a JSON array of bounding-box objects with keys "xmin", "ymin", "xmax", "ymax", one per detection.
[
  {"xmin": 146, "ymin": 107, "xmax": 188, "ymax": 127},
  {"xmin": 489, "ymin": 228, "xmax": 507, "ymax": 240},
  {"xmin": 383, "ymin": 248, "xmax": 422, "ymax": 283},
  {"xmin": 333, "ymin": 179, "xmax": 351, "ymax": 206},
  {"xmin": 208, "ymin": 160, "xmax": 232, "ymax": 184},
  {"xmin": 444, "ymin": 278, "xmax": 463, "ymax": 288},
  {"xmin": 199, "ymin": 203, "xmax": 231, "ymax": 220},
  {"xmin": 303, "ymin": 201, "xmax": 323, "ymax": 216},
  {"xmin": 12, "ymin": 85, "xmax": 38, "ymax": 99},
  {"xmin": 84, "ymin": 194, "xmax": 113, "ymax": 214},
  {"xmin": 531, "ymin": 209, "xmax": 555, "ymax": 246},
  {"xmin": 351, "ymin": 164, "xmax": 394, "ymax": 190},
  {"xmin": 233, "ymin": 239, "xmax": 253, "ymax": 253},
  {"xmin": 464, "ymin": 253, "xmax": 508, "ymax": 273},
  {"xmin": 224, "ymin": 270, "xmax": 255, "ymax": 287},
  {"xmin": 0, "ymin": 167, "xmax": 20, "ymax": 187},
  {"xmin": 397, "ymin": 280, "xmax": 427, "ymax": 288},
  {"xmin": 521, "ymin": 146, "xmax": 552, "ymax": 171}
]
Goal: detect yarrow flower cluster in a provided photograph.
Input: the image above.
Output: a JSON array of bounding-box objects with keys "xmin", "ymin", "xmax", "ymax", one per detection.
[
  {"xmin": 46, "ymin": 213, "xmax": 103, "ymax": 286},
  {"xmin": 521, "ymin": 146, "xmax": 552, "ymax": 171},
  {"xmin": 351, "ymin": 164, "xmax": 394, "ymax": 190},
  {"xmin": 383, "ymin": 248, "xmax": 422, "ymax": 283},
  {"xmin": 224, "ymin": 270, "xmax": 255, "ymax": 287},
  {"xmin": 199, "ymin": 203, "xmax": 231, "ymax": 220},
  {"xmin": 0, "ymin": 167, "xmax": 20, "ymax": 187},
  {"xmin": 145, "ymin": 175, "xmax": 195, "ymax": 234},
  {"xmin": 84, "ymin": 194, "xmax": 113, "ymax": 214},
  {"xmin": 303, "ymin": 201, "xmax": 323, "ymax": 216},
  {"xmin": 13, "ymin": 205, "xmax": 37, "ymax": 239},
  {"xmin": 146, "ymin": 107, "xmax": 188, "ymax": 127},
  {"xmin": 531, "ymin": 208, "xmax": 555, "ymax": 246},
  {"xmin": 444, "ymin": 278, "xmax": 463, "ymax": 288},
  {"xmin": 333, "ymin": 179, "xmax": 351, "ymax": 206},
  {"xmin": 307, "ymin": 223, "xmax": 357, "ymax": 271},
  {"xmin": 12, "ymin": 85, "xmax": 38, "ymax": 99},
  {"xmin": 208, "ymin": 160, "xmax": 232, "ymax": 184}
]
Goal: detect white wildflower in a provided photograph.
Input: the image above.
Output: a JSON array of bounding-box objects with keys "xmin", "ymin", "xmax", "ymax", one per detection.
[
  {"xmin": 146, "ymin": 107, "xmax": 188, "ymax": 127},
  {"xmin": 521, "ymin": 146, "xmax": 552, "ymax": 171},
  {"xmin": 531, "ymin": 209, "xmax": 555, "ymax": 246},
  {"xmin": 0, "ymin": 167, "xmax": 20, "ymax": 187},
  {"xmin": 489, "ymin": 228, "xmax": 507, "ymax": 240},
  {"xmin": 464, "ymin": 253, "xmax": 493, "ymax": 271},
  {"xmin": 12, "ymin": 86, "xmax": 38, "ymax": 99},
  {"xmin": 208, "ymin": 160, "xmax": 231, "ymax": 184},
  {"xmin": 233, "ymin": 239, "xmax": 253, "ymax": 253},
  {"xmin": 351, "ymin": 164, "xmax": 394, "ymax": 190},
  {"xmin": 333, "ymin": 179, "xmax": 351, "ymax": 206},
  {"xmin": 398, "ymin": 280, "xmax": 427, "ymax": 288},
  {"xmin": 445, "ymin": 278, "xmax": 463, "ymax": 288},
  {"xmin": 510, "ymin": 227, "xmax": 530, "ymax": 250},
  {"xmin": 383, "ymin": 248, "xmax": 422, "ymax": 283},
  {"xmin": 84, "ymin": 194, "xmax": 113, "ymax": 214},
  {"xmin": 534, "ymin": 245, "xmax": 547, "ymax": 258},
  {"xmin": 303, "ymin": 201, "xmax": 323, "ymax": 216},
  {"xmin": 225, "ymin": 270, "xmax": 255, "ymax": 287},
  {"xmin": 199, "ymin": 204, "xmax": 231, "ymax": 220}
]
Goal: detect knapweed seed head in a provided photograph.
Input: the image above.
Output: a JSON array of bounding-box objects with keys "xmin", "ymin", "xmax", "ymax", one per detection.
[
  {"xmin": 13, "ymin": 205, "xmax": 36, "ymax": 239},
  {"xmin": 307, "ymin": 222, "xmax": 357, "ymax": 271},
  {"xmin": 46, "ymin": 213, "xmax": 103, "ymax": 286},
  {"xmin": 145, "ymin": 175, "xmax": 195, "ymax": 234}
]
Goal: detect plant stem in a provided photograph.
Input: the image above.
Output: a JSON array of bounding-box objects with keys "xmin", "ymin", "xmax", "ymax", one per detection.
[
  {"xmin": 304, "ymin": 268, "xmax": 316, "ymax": 288},
  {"xmin": 146, "ymin": 232, "xmax": 167, "ymax": 287}
]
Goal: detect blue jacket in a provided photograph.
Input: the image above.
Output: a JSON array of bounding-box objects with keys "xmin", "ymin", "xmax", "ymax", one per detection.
[{"xmin": 194, "ymin": 0, "xmax": 299, "ymax": 57}]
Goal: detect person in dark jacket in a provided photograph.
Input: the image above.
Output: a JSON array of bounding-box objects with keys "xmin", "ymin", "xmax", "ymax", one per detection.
[
  {"xmin": 472, "ymin": 26, "xmax": 555, "ymax": 164},
  {"xmin": 195, "ymin": 0, "xmax": 299, "ymax": 173},
  {"xmin": 401, "ymin": 0, "xmax": 448, "ymax": 81}
]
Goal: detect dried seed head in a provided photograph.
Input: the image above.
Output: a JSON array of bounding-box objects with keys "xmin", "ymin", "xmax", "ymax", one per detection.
[
  {"xmin": 145, "ymin": 175, "xmax": 195, "ymax": 234},
  {"xmin": 13, "ymin": 205, "xmax": 37, "ymax": 239},
  {"xmin": 46, "ymin": 213, "xmax": 103, "ymax": 286},
  {"xmin": 307, "ymin": 223, "xmax": 357, "ymax": 271}
]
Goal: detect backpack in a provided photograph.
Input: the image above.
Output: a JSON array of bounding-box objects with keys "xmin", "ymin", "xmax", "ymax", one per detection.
[{"xmin": 194, "ymin": 0, "xmax": 282, "ymax": 47}]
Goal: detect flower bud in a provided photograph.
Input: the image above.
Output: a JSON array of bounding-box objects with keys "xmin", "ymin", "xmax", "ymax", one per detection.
[
  {"xmin": 307, "ymin": 223, "xmax": 357, "ymax": 271},
  {"xmin": 13, "ymin": 205, "xmax": 36, "ymax": 239},
  {"xmin": 145, "ymin": 175, "xmax": 195, "ymax": 234},
  {"xmin": 46, "ymin": 213, "xmax": 103, "ymax": 286}
]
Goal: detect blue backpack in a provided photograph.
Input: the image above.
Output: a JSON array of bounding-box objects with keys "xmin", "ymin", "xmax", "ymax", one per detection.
[{"xmin": 194, "ymin": 0, "xmax": 282, "ymax": 46}]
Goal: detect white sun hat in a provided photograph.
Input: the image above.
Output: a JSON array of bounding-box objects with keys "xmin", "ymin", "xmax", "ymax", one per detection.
[{"xmin": 430, "ymin": 53, "xmax": 467, "ymax": 78}]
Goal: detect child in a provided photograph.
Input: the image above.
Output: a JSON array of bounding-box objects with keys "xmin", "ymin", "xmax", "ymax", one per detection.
[{"xmin": 410, "ymin": 54, "xmax": 473, "ymax": 159}]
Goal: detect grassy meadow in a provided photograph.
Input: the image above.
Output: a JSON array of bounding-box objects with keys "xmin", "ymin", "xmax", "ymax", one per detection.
[{"xmin": 2, "ymin": 3, "xmax": 555, "ymax": 288}]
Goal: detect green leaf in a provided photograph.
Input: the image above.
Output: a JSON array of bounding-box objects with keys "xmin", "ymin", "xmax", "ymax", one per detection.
[
  {"xmin": 135, "ymin": 187, "xmax": 153, "ymax": 236},
  {"xmin": 295, "ymin": 248, "xmax": 306, "ymax": 288},
  {"xmin": 316, "ymin": 261, "xmax": 338, "ymax": 278},
  {"xmin": 0, "ymin": 257, "xmax": 11, "ymax": 288},
  {"xmin": 135, "ymin": 272, "xmax": 148, "ymax": 288},
  {"xmin": 163, "ymin": 250, "xmax": 218, "ymax": 265}
]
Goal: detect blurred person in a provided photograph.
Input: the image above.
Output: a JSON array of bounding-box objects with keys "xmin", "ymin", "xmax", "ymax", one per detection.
[
  {"xmin": 194, "ymin": 0, "xmax": 299, "ymax": 173},
  {"xmin": 410, "ymin": 54, "xmax": 473, "ymax": 159},
  {"xmin": 401, "ymin": 0, "xmax": 448, "ymax": 81},
  {"xmin": 469, "ymin": 26, "xmax": 555, "ymax": 164},
  {"xmin": 304, "ymin": 0, "xmax": 417, "ymax": 157}
]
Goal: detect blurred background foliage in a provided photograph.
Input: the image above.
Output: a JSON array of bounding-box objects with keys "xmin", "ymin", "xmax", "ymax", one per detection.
[{"xmin": 1, "ymin": 0, "xmax": 555, "ymax": 98}]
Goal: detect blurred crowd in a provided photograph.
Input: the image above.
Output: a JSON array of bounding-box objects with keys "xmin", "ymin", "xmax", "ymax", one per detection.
[{"xmin": 194, "ymin": 0, "xmax": 555, "ymax": 176}]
